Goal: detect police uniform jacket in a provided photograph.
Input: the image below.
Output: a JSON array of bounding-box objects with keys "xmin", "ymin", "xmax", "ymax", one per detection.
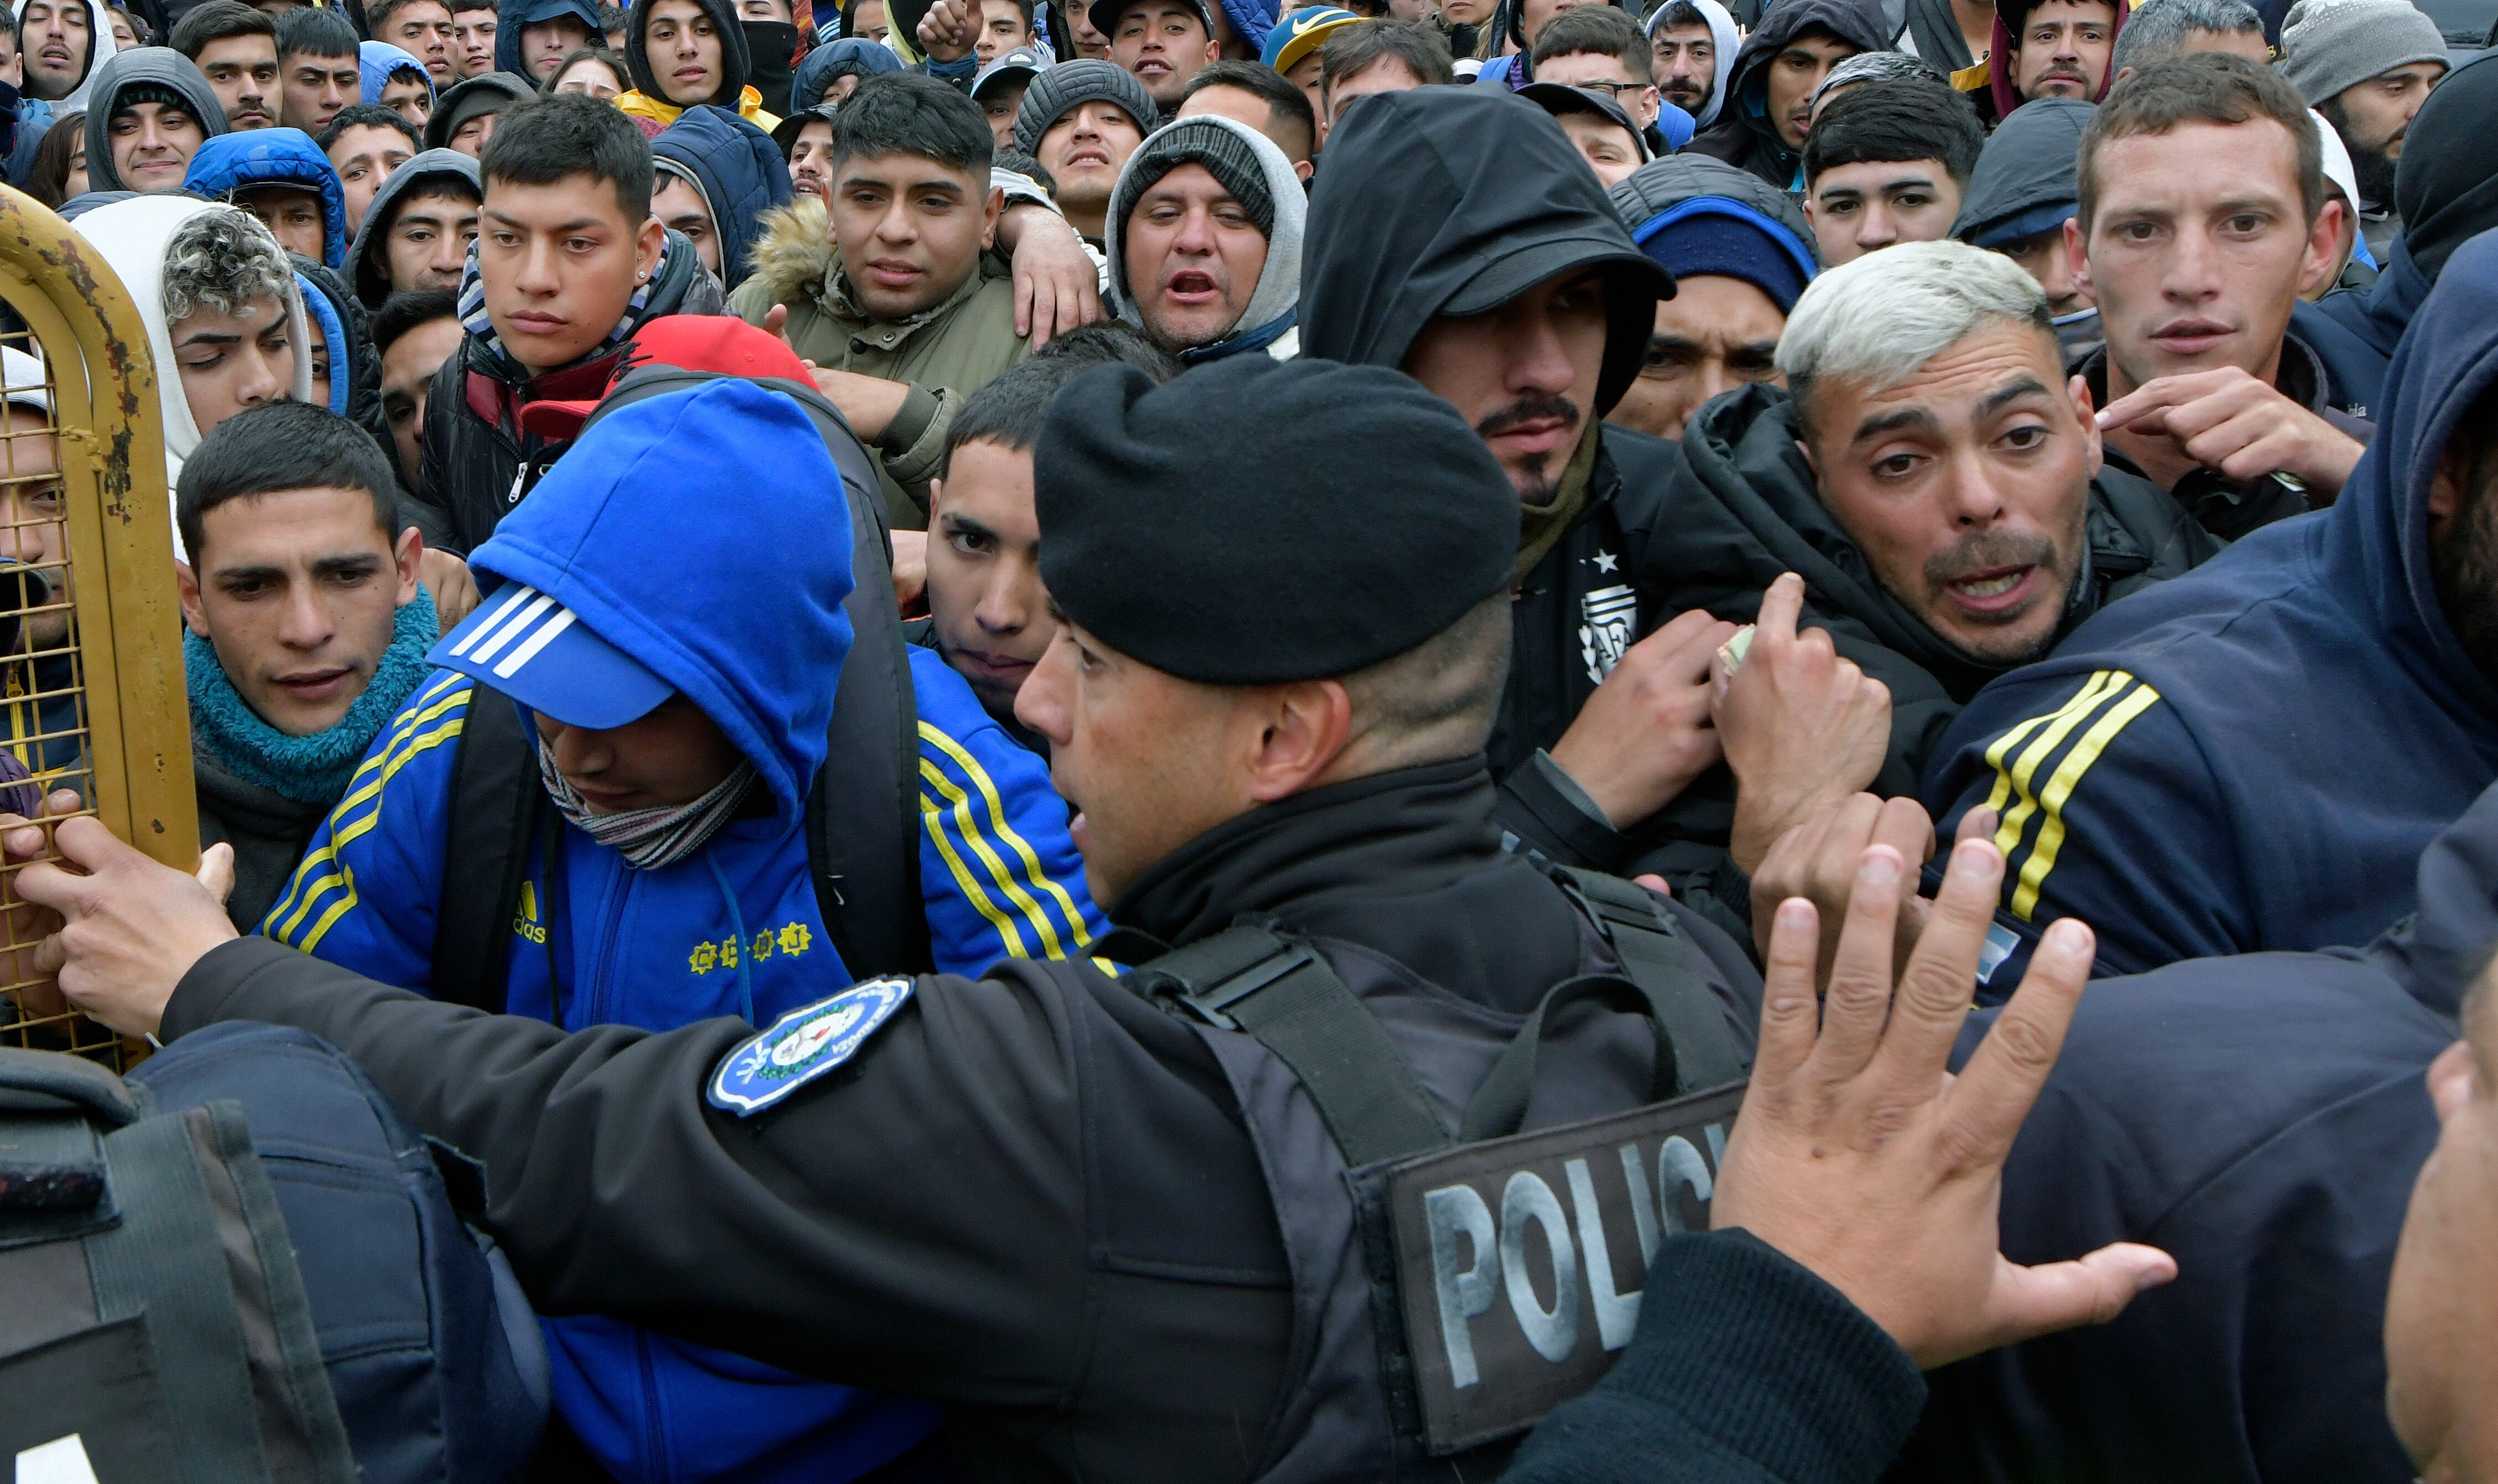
[{"xmin": 168, "ymin": 760, "xmax": 1761, "ymax": 1483}]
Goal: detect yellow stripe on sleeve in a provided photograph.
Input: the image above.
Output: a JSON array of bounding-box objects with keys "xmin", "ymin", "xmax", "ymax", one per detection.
[
  {"xmin": 2007, "ymin": 680, "xmax": 2163, "ymax": 921},
  {"xmin": 1982, "ymin": 671, "xmax": 2130, "ymax": 861},
  {"xmin": 264, "ymin": 679, "xmax": 473, "ymax": 936},
  {"xmin": 918, "ymin": 762, "xmax": 1031, "ymax": 960},
  {"xmin": 917, "ymin": 723, "xmax": 1091, "ymax": 955}
]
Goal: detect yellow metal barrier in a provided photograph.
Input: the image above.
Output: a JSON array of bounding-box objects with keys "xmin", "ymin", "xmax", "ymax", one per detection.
[{"xmin": 0, "ymin": 182, "xmax": 200, "ymax": 1068}]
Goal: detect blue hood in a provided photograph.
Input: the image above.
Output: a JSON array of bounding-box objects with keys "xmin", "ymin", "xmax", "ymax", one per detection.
[
  {"xmin": 494, "ymin": 0, "xmax": 603, "ymax": 75},
  {"xmin": 788, "ymin": 38, "xmax": 899, "ymax": 111},
  {"xmin": 182, "ymin": 128, "xmax": 349, "ymax": 270},
  {"xmin": 652, "ymin": 103, "xmax": 792, "ymax": 288},
  {"xmin": 464, "ymin": 380, "xmax": 855, "ymax": 818},
  {"xmin": 359, "ymin": 40, "xmax": 435, "ymax": 105}
]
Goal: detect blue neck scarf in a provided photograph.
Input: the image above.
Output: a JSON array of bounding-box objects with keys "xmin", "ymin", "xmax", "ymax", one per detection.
[{"xmin": 186, "ymin": 587, "xmax": 440, "ymax": 806}]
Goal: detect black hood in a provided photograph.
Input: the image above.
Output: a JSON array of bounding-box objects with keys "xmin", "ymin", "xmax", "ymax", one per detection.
[
  {"xmin": 2394, "ymin": 51, "xmax": 2498, "ymax": 287},
  {"xmin": 1299, "ymin": 85, "xmax": 1671, "ymax": 418},
  {"xmin": 626, "ymin": 0, "xmax": 753, "ymax": 110},
  {"xmin": 1952, "ymin": 95, "xmax": 2090, "ymax": 245},
  {"xmin": 1684, "ymin": 0, "xmax": 1887, "ymax": 185},
  {"xmin": 1674, "ymin": 383, "xmax": 2217, "ymax": 702}
]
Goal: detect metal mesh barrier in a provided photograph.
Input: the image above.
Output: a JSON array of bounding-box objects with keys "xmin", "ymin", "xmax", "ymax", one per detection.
[{"xmin": 0, "ymin": 185, "xmax": 200, "ymax": 1070}]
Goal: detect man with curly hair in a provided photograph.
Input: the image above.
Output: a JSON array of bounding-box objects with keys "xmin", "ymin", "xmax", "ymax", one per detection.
[{"xmin": 74, "ymin": 195, "xmax": 310, "ymax": 550}]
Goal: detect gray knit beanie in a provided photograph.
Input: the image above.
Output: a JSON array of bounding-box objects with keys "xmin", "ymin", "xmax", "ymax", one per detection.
[
  {"xmin": 1111, "ymin": 118, "xmax": 1276, "ymax": 240},
  {"xmin": 1013, "ymin": 59, "xmax": 1158, "ymax": 156},
  {"xmin": 2279, "ymin": 0, "xmax": 2448, "ymax": 107}
]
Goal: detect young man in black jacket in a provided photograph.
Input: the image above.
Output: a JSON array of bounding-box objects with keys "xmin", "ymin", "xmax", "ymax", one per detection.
[{"xmin": 415, "ymin": 90, "xmax": 724, "ymax": 551}]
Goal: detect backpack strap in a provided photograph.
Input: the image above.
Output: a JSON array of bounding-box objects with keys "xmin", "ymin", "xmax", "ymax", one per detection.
[
  {"xmin": 428, "ymin": 685, "xmax": 542, "ymax": 1014},
  {"xmin": 1138, "ymin": 925, "xmax": 1451, "ymax": 1168},
  {"xmin": 1551, "ymin": 866, "xmax": 1748, "ymax": 1092},
  {"xmin": 1457, "ymin": 974, "xmax": 1682, "ymax": 1144}
]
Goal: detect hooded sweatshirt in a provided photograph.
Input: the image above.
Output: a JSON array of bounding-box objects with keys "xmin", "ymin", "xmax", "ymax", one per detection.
[
  {"xmin": 345, "ymin": 146, "xmax": 479, "ymax": 308},
  {"xmin": 1890, "ymin": 775, "xmax": 2494, "ymax": 1482},
  {"xmin": 74, "ymin": 195, "xmax": 314, "ymax": 552},
  {"xmin": 1641, "ymin": 0, "xmax": 1738, "ymax": 128},
  {"xmin": 183, "ymin": 127, "xmax": 350, "ymax": 269},
  {"xmin": 2298, "ymin": 51, "xmax": 2498, "ymax": 422},
  {"xmin": 1924, "ymin": 227, "xmax": 2498, "ymax": 995},
  {"xmin": 13, "ymin": 0, "xmax": 107, "ymax": 117},
  {"xmin": 81, "ymin": 46, "xmax": 227, "ymax": 192},
  {"xmin": 788, "ymin": 36, "xmax": 901, "ymax": 110},
  {"xmin": 1305, "ymin": 87, "xmax": 1813, "ymax": 918},
  {"xmin": 1981, "ymin": 0, "xmax": 2126, "ymax": 123},
  {"xmin": 617, "ymin": 0, "xmax": 781, "ymax": 135},
  {"xmin": 492, "ymin": 0, "xmax": 603, "ymax": 76},
  {"xmin": 652, "ymin": 102, "xmax": 793, "ymax": 289},
  {"xmin": 1950, "ymin": 95, "xmax": 2099, "ymax": 356},
  {"xmin": 358, "ymin": 39, "xmax": 433, "ymax": 106},
  {"xmin": 1105, "ymin": 115, "xmax": 1301, "ymax": 363},
  {"xmin": 1684, "ymin": 0, "xmax": 1887, "ymax": 190},
  {"xmin": 422, "ymin": 69, "xmax": 533, "ymax": 149},
  {"xmin": 261, "ymin": 377, "xmax": 1096, "ymax": 1483},
  {"xmin": 291, "ymin": 254, "xmax": 386, "ymax": 436}
]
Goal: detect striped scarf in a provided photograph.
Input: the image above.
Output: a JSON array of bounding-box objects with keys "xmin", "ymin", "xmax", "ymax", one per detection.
[
  {"xmin": 456, "ymin": 234, "xmax": 669, "ymax": 378},
  {"xmin": 536, "ymin": 735, "xmax": 758, "ymax": 870}
]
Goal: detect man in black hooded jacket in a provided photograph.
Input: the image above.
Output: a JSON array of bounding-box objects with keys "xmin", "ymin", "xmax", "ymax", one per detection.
[
  {"xmin": 1303, "ymin": 88, "xmax": 2213, "ymax": 937},
  {"xmin": 1683, "ymin": 0, "xmax": 1885, "ymax": 191},
  {"xmin": 1302, "ymin": 85, "xmax": 1759, "ymax": 924}
]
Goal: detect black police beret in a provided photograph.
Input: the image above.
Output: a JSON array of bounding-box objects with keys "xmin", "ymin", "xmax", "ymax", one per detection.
[{"xmin": 1034, "ymin": 355, "xmax": 1518, "ymax": 686}]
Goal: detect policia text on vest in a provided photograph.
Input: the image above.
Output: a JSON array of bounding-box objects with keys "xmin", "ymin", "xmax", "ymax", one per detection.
[{"xmin": 1393, "ymin": 1082, "xmax": 1745, "ymax": 1452}]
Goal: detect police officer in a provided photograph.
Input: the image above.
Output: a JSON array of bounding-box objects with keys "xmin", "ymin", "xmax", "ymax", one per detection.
[{"xmin": 22, "ymin": 358, "xmax": 2169, "ymax": 1482}]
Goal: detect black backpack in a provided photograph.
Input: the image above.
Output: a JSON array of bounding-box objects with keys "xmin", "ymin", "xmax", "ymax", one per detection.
[
  {"xmin": 428, "ymin": 369, "xmax": 933, "ymax": 1013},
  {"xmin": 0, "ymin": 1024, "xmax": 547, "ymax": 1483}
]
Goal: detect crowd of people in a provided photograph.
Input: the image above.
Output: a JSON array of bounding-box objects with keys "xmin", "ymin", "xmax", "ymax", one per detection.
[{"xmin": 0, "ymin": 0, "xmax": 2494, "ymax": 1472}]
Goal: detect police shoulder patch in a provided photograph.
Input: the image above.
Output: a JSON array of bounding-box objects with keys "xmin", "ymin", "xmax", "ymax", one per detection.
[{"xmin": 707, "ymin": 977, "xmax": 915, "ymax": 1118}]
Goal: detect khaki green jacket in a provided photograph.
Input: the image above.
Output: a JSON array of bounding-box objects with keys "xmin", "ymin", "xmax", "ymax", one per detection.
[{"xmin": 730, "ymin": 197, "xmax": 1030, "ymax": 526}]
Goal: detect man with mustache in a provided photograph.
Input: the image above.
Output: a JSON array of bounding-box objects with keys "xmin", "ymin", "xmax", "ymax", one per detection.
[
  {"xmin": 2280, "ymin": 0, "xmax": 2446, "ymax": 287},
  {"xmin": 2072, "ymin": 53, "xmax": 2373, "ymax": 542},
  {"xmin": 1305, "ymin": 85, "xmax": 2201, "ymax": 933},
  {"xmin": 1993, "ymin": 0, "xmax": 2120, "ymax": 112}
]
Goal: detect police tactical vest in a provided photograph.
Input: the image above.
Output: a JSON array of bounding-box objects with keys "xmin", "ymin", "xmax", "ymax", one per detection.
[{"xmin": 1131, "ymin": 867, "xmax": 1750, "ymax": 1482}]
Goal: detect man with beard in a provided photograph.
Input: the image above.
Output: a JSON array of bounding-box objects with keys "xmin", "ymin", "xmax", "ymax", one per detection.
[
  {"xmin": 1985, "ymin": 0, "xmax": 2125, "ymax": 118},
  {"xmin": 2297, "ymin": 52, "xmax": 2498, "ymax": 421},
  {"xmin": 1923, "ymin": 224, "xmax": 2498, "ymax": 1000},
  {"xmin": 1643, "ymin": 0, "xmax": 1735, "ymax": 130},
  {"xmin": 2282, "ymin": 0, "xmax": 2445, "ymax": 280}
]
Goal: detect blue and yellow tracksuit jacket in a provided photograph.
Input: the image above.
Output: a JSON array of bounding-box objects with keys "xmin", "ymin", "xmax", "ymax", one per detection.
[
  {"xmin": 260, "ymin": 379, "xmax": 1102, "ymax": 1483},
  {"xmin": 1923, "ymin": 230, "xmax": 2498, "ymax": 998}
]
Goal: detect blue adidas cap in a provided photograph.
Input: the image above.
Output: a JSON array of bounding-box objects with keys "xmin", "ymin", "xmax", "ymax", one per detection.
[{"xmin": 426, "ymin": 580, "xmax": 673, "ymax": 731}]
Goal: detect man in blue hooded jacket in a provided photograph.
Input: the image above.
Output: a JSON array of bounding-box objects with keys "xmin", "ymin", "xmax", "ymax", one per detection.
[
  {"xmin": 260, "ymin": 374, "xmax": 1100, "ymax": 1481},
  {"xmin": 1923, "ymin": 227, "xmax": 2498, "ymax": 997},
  {"xmin": 183, "ymin": 124, "xmax": 348, "ymax": 267},
  {"xmin": 653, "ymin": 101, "xmax": 791, "ymax": 289}
]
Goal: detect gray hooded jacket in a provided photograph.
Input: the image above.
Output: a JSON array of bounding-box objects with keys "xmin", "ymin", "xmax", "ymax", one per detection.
[
  {"xmin": 345, "ymin": 147, "xmax": 482, "ymax": 308},
  {"xmin": 82, "ymin": 46, "xmax": 226, "ymax": 192},
  {"xmin": 1106, "ymin": 115, "xmax": 1303, "ymax": 363}
]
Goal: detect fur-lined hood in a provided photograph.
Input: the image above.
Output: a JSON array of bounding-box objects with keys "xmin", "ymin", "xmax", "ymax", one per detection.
[{"xmin": 747, "ymin": 195, "xmax": 840, "ymax": 311}]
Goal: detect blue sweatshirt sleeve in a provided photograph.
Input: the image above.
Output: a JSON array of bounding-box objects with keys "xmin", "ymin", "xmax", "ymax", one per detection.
[
  {"xmin": 1923, "ymin": 662, "xmax": 2251, "ymax": 996},
  {"xmin": 910, "ymin": 649, "xmax": 1104, "ymax": 976},
  {"xmin": 256, "ymin": 670, "xmax": 474, "ymax": 991}
]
